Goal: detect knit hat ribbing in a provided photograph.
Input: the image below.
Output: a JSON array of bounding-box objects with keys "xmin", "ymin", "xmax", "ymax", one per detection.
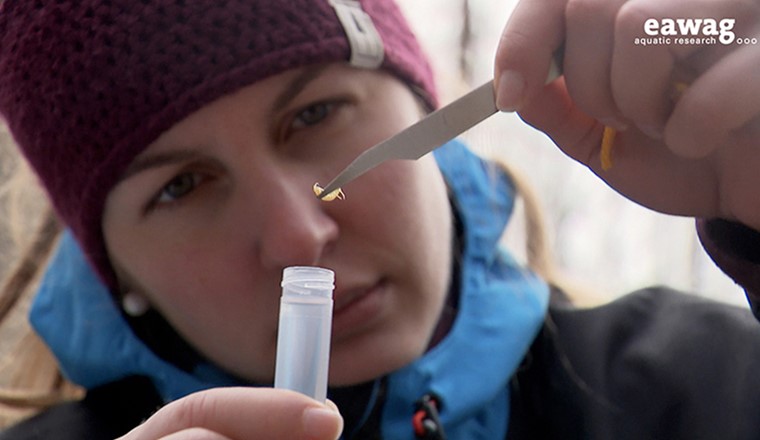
[{"xmin": 0, "ymin": 0, "xmax": 436, "ymax": 288}]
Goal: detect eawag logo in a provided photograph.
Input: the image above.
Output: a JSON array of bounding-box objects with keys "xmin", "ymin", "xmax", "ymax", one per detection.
[{"xmin": 635, "ymin": 18, "xmax": 758, "ymax": 46}]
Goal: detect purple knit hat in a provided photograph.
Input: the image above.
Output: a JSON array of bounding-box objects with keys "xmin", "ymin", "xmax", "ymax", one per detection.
[{"xmin": 0, "ymin": 0, "xmax": 436, "ymax": 288}]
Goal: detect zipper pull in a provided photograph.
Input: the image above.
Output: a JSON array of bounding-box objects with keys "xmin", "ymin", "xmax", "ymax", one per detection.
[{"xmin": 413, "ymin": 394, "xmax": 446, "ymax": 440}]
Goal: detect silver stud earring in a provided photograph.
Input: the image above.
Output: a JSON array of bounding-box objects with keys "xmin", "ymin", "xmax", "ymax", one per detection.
[{"xmin": 122, "ymin": 291, "xmax": 150, "ymax": 317}]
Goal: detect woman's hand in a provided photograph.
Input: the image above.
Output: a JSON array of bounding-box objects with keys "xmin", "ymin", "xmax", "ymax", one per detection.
[
  {"xmin": 495, "ymin": 0, "xmax": 760, "ymax": 230},
  {"xmin": 117, "ymin": 387, "xmax": 343, "ymax": 440}
]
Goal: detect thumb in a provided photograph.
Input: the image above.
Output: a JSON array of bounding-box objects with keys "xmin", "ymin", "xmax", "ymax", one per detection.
[
  {"xmin": 117, "ymin": 388, "xmax": 343, "ymax": 440},
  {"xmin": 495, "ymin": 0, "xmax": 566, "ymax": 112}
]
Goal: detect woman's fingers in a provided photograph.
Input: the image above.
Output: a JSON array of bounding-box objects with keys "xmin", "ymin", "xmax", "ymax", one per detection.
[
  {"xmin": 517, "ymin": 78, "xmax": 601, "ymax": 165},
  {"xmin": 612, "ymin": 0, "xmax": 760, "ymax": 150},
  {"xmin": 117, "ymin": 388, "xmax": 343, "ymax": 440},
  {"xmin": 499, "ymin": 0, "xmax": 760, "ymax": 145},
  {"xmin": 667, "ymin": 42, "xmax": 760, "ymax": 157},
  {"xmin": 497, "ymin": 0, "xmax": 760, "ymax": 226},
  {"xmin": 494, "ymin": 0, "xmax": 567, "ymax": 111},
  {"xmin": 563, "ymin": 0, "xmax": 628, "ymax": 127}
]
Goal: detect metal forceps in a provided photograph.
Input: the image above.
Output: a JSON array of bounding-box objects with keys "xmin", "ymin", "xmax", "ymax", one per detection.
[{"xmin": 316, "ymin": 57, "xmax": 562, "ymax": 199}]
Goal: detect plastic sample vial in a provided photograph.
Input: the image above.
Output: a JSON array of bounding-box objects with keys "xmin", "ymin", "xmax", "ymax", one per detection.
[{"xmin": 274, "ymin": 266, "xmax": 334, "ymax": 402}]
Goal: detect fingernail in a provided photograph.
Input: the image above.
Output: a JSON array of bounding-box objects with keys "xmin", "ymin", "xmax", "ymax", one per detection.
[
  {"xmin": 638, "ymin": 123, "xmax": 663, "ymax": 140},
  {"xmin": 325, "ymin": 399, "xmax": 340, "ymax": 413},
  {"xmin": 302, "ymin": 406, "xmax": 342, "ymax": 439},
  {"xmin": 599, "ymin": 117, "xmax": 629, "ymax": 132},
  {"xmin": 496, "ymin": 70, "xmax": 525, "ymax": 112}
]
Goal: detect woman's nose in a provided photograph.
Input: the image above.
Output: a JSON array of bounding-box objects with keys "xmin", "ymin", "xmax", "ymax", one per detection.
[{"xmin": 248, "ymin": 174, "xmax": 339, "ymax": 270}]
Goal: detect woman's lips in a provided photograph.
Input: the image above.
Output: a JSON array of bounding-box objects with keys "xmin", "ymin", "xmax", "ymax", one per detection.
[{"xmin": 331, "ymin": 279, "xmax": 387, "ymax": 338}]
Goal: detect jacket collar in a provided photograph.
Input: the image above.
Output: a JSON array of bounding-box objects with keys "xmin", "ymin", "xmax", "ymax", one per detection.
[{"xmin": 380, "ymin": 140, "xmax": 549, "ymax": 439}]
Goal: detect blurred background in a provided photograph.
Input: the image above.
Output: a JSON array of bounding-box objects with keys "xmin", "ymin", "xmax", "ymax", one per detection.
[{"xmin": 397, "ymin": 0, "xmax": 746, "ymax": 307}]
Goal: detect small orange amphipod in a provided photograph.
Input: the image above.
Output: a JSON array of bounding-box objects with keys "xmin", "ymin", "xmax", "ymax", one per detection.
[
  {"xmin": 312, "ymin": 183, "xmax": 345, "ymax": 202},
  {"xmin": 600, "ymin": 126, "xmax": 617, "ymax": 171}
]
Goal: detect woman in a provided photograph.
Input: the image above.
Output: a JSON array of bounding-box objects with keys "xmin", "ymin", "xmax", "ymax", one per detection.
[{"xmin": 1, "ymin": 0, "xmax": 759, "ymax": 439}]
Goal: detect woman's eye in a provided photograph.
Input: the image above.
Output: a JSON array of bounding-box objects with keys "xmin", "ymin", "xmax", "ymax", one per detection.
[
  {"xmin": 153, "ymin": 173, "xmax": 202, "ymax": 206},
  {"xmin": 277, "ymin": 98, "xmax": 351, "ymax": 145},
  {"xmin": 291, "ymin": 102, "xmax": 336, "ymax": 130}
]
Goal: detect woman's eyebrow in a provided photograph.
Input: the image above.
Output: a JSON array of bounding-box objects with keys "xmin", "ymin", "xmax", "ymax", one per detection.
[
  {"xmin": 119, "ymin": 150, "xmax": 204, "ymax": 182},
  {"xmin": 271, "ymin": 65, "xmax": 331, "ymax": 113},
  {"xmin": 121, "ymin": 66, "xmax": 331, "ymax": 182}
]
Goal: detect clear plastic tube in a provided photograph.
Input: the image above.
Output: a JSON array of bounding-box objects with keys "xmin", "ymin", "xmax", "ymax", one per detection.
[{"xmin": 274, "ymin": 266, "xmax": 334, "ymax": 402}]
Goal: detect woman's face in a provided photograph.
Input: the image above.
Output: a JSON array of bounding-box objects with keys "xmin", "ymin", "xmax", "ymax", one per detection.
[{"xmin": 102, "ymin": 65, "xmax": 453, "ymax": 385}]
